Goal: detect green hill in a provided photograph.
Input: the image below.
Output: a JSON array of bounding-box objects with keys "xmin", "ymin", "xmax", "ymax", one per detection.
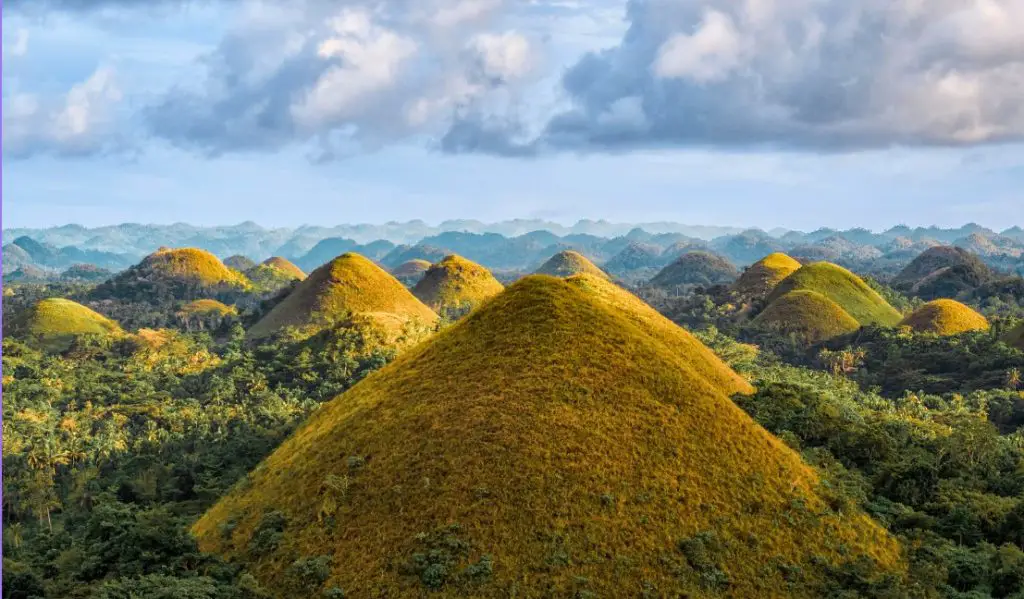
[
  {"xmin": 649, "ymin": 251, "xmax": 738, "ymax": 288},
  {"xmin": 899, "ymin": 299, "xmax": 989, "ymax": 335},
  {"xmin": 92, "ymin": 247, "xmax": 251, "ymax": 302},
  {"xmin": 194, "ymin": 275, "xmax": 900, "ymax": 597},
  {"xmin": 412, "ymin": 255, "xmax": 504, "ymax": 318},
  {"xmin": 753, "ymin": 290, "xmax": 861, "ymax": 343},
  {"xmin": 246, "ymin": 257, "xmax": 306, "ymax": 291},
  {"xmin": 733, "ymin": 253, "xmax": 802, "ymax": 298},
  {"xmin": 893, "ymin": 246, "xmax": 995, "ymax": 300},
  {"xmin": 767, "ymin": 262, "xmax": 902, "ymax": 326},
  {"xmin": 534, "ymin": 250, "xmax": 607, "ymax": 278},
  {"xmin": 18, "ymin": 298, "xmax": 122, "ymax": 351},
  {"xmin": 247, "ymin": 253, "xmax": 438, "ymax": 340},
  {"xmin": 391, "ymin": 259, "xmax": 432, "ymax": 287}
]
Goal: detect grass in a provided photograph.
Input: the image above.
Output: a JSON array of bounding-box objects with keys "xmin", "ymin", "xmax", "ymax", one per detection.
[
  {"xmin": 412, "ymin": 255, "xmax": 504, "ymax": 316},
  {"xmin": 141, "ymin": 248, "xmax": 252, "ymax": 289},
  {"xmin": 534, "ymin": 250, "xmax": 608, "ymax": 279},
  {"xmin": 392, "ymin": 259, "xmax": 432, "ymax": 277},
  {"xmin": 195, "ymin": 275, "xmax": 901, "ymax": 597},
  {"xmin": 733, "ymin": 253, "xmax": 802, "ymax": 298},
  {"xmin": 247, "ymin": 253, "xmax": 438, "ymax": 340},
  {"xmin": 898, "ymin": 299, "xmax": 989, "ymax": 335},
  {"xmin": 23, "ymin": 298, "xmax": 122, "ymax": 351},
  {"xmin": 261, "ymin": 257, "xmax": 307, "ymax": 280},
  {"xmin": 177, "ymin": 299, "xmax": 238, "ymax": 318},
  {"xmin": 767, "ymin": 262, "xmax": 903, "ymax": 326},
  {"xmin": 753, "ymin": 290, "xmax": 861, "ymax": 343},
  {"xmin": 650, "ymin": 251, "xmax": 739, "ymax": 288},
  {"xmin": 246, "ymin": 257, "xmax": 307, "ymax": 290}
]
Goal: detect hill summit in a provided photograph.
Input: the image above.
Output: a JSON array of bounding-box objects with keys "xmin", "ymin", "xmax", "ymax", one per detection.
[
  {"xmin": 752, "ymin": 289, "xmax": 860, "ymax": 343},
  {"xmin": 733, "ymin": 252, "xmax": 802, "ymax": 298},
  {"xmin": 767, "ymin": 262, "xmax": 902, "ymax": 327},
  {"xmin": 93, "ymin": 247, "xmax": 250, "ymax": 302},
  {"xmin": 246, "ymin": 257, "xmax": 306, "ymax": 291},
  {"xmin": 247, "ymin": 253, "xmax": 437, "ymax": 339},
  {"xmin": 412, "ymin": 255, "xmax": 503, "ymax": 318},
  {"xmin": 649, "ymin": 251, "xmax": 738, "ymax": 288},
  {"xmin": 899, "ymin": 299, "xmax": 989, "ymax": 335},
  {"xmin": 17, "ymin": 298, "xmax": 123, "ymax": 351},
  {"xmin": 194, "ymin": 275, "xmax": 899, "ymax": 597},
  {"xmin": 391, "ymin": 259, "xmax": 432, "ymax": 286},
  {"xmin": 534, "ymin": 250, "xmax": 607, "ymax": 278}
]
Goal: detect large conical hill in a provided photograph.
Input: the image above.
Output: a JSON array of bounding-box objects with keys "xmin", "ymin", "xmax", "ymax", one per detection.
[
  {"xmin": 733, "ymin": 252, "xmax": 802, "ymax": 298},
  {"xmin": 92, "ymin": 247, "xmax": 251, "ymax": 301},
  {"xmin": 247, "ymin": 253, "xmax": 437, "ymax": 340},
  {"xmin": 16, "ymin": 298, "xmax": 123, "ymax": 351},
  {"xmin": 534, "ymin": 250, "xmax": 607, "ymax": 278},
  {"xmin": 753, "ymin": 290, "xmax": 861, "ymax": 343},
  {"xmin": 767, "ymin": 262, "xmax": 902, "ymax": 326},
  {"xmin": 195, "ymin": 275, "xmax": 900, "ymax": 597},
  {"xmin": 412, "ymin": 255, "xmax": 503, "ymax": 317},
  {"xmin": 899, "ymin": 299, "xmax": 989, "ymax": 335}
]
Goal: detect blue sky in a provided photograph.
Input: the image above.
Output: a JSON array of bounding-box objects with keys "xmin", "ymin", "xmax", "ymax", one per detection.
[{"xmin": 4, "ymin": 0, "xmax": 1024, "ymax": 232}]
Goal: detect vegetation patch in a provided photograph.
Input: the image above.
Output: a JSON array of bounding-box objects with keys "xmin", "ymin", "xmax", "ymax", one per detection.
[
  {"xmin": 767, "ymin": 261, "xmax": 903, "ymax": 326},
  {"xmin": 412, "ymin": 254, "xmax": 504, "ymax": 319},
  {"xmin": 91, "ymin": 247, "xmax": 252, "ymax": 303},
  {"xmin": 649, "ymin": 251, "xmax": 739, "ymax": 289}
]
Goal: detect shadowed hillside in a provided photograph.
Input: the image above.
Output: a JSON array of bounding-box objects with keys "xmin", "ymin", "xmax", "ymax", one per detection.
[
  {"xmin": 650, "ymin": 251, "xmax": 739, "ymax": 288},
  {"xmin": 194, "ymin": 276, "xmax": 900, "ymax": 597},
  {"xmin": 247, "ymin": 253, "xmax": 437, "ymax": 340},
  {"xmin": 391, "ymin": 259, "xmax": 432, "ymax": 287},
  {"xmin": 893, "ymin": 246, "xmax": 995, "ymax": 300}
]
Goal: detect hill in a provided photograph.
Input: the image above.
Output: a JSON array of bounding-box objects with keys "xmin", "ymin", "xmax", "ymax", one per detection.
[
  {"xmin": 412, "ymin": 255, "xmax": 504, "ymax": 318},
  {"xmin": 177, "ymin": 299, "xmax": 238, "ymax": 318},
  {"xmin": 733, "ymin": 252, "xmax": 802, "ymax": 298},
  {"xmin": 1004, "ymin": 322, "xmax": 1024, "ymax": 349},
  {"xmin": 60, "ymin": 264, "xmax": 113, "ymax": 283},
  {"xmin": 391, "ymin": 259, "xmax": 432, "ymax": 287},
  {"xmin": 92, "ymin": 247, "xmax": 251, "ymax": 302},
  {"xmin": 753, "ymin": 290, "xmax": 861, "ymax": 343},
  {"xmin": 534, "ymin": 250, "xmax": 607, "ymax": 278},
  {"xmin": 381, "ymin": 244, "xmax": 450, "ymax": 269},
  {"xmin": 602, "ymin": 242, "xmax": 661, "ymax": 276},
  {"xmin": 768, "ymin": 262, "xmax": 903, "ymax": 326},
  {"xmin": 898, "ymin": 299, "xmax": 989, "ymax": 335},
  {"xmin": 16, "ymin": 298, "xmax": 123, "ymax": 351},
  {"xmin": 194, "ymin": 275, "xmax": 898, "ymax": 596},
  {"xmin": 247, "ymin": 253, "xmax": 438, "ymax": 340},
  {"xmin": 893, "ymin": 246, "xmax": 995, "ymax": 300},
  {"xmin": 224, "ymin": 255, "xmax": 257, "ymax": 271},
  {"xmin": 246, "ymin": 257, "xmax": 306, "ymax": 291},
  {"xmin": 649, "ymin": 251, "xmax": 738, "ymax": 288}
]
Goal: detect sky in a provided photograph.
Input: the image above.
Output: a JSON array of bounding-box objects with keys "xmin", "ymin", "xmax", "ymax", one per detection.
[{"xmin": 3, "ymin": 0, "xmax": 1024, "ymax": 232}]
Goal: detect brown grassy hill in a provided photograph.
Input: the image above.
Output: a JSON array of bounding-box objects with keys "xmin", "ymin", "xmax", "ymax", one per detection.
[
  {"xmin": 246, "ymin": 257, "xmax": 306, "ymax": 291},
  {"xmin": 733, "ymin": 253, "xmax": 802, "ymax": 298},
  {"xmin": 92, "ymin": 247, "xmax": 251, "ymax": 302},
  {"xmin": 391, "ymin": 259, "xmax": 432, "ymax": 287},
  {"xmin": 649, "ymin": 251, "xmax": 739, "ymax": 288},
  {"xmin": 412, "ymin": 255, "xmax": 504, "ymax": 318},
  {"xmin": 247, "ymin": 253, "xmax": 438, "ymax": 340},
  {"xmin": 899, "ymin": 299, "xmax": 989, "ymax": 335},
  {"xmin": 177, "ymin": 299, "xmax": 238, "ymax": 317},
  {"xmin": 534, "ymin": 250, "xmax": 607, "ymax": 279},
  {"xmin": 753, "ymin": 290, "xmax": 861, "ymax": 343},
  {"xmin": 1004, "ymin": 322, "xmax": 1024, "ymax": 350},
  {"xmin": 195, "ymin": 276, "xmax": 900, "ymax": 597},
  {"xmin": 17, "ymin": 298, "xmax": 123, "ymax": 351},
  {"xmin": 767, "ymin": 262, "xmax": 903, "ymax": 326}
]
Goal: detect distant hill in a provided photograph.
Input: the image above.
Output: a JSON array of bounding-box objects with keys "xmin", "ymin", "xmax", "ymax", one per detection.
[
  {"xmin": 193, "ymin": 275, "xmax": 898, "ymax": 596},
  {"xmin": 224, "ymin": 255, "xmax": 257, "ymax": 271},
  {"xmin": 13, "ymin": 298, "xmax": 123, "ymax": 351},
  {"xmin": 381, "ymin": 244, "xmax": 450, "ymax": 269},
  {"xmin": 91, "ymin": 247, "xmax": 251, "ymax": 303},
  {"xmin": 710, "ymin": 229, "xmax": 785, "ymax": 266},
  {"xmin": 60, "ymin": 264, "xmax": 113, "ymax": 283},
  {"xmin": 245, "ymin": 257, "xmax": 306, "ymax": 292},
  {"xmin": 649, "ymin": 251, "xmax": 738, "ymax": 289},
  {"xmin": 390, "ymin": 259, "xmax": 431, "ymax": 287},
  {"xmin": 247, "ymin": 253, "xmax": 437, "ymax": 340},
  {"xmin": 412, "ymin": 255, "xmax": 503, "ymax": 318},
  {"xmin": 601, "ymin": 242, "xmax": 662, "ymax": 281},
  {"xmin": 733, "ymin": 253, "xmax": 802, "ymax": 299},
  {"xmin": 899, "ymin": 299, "xmax": 989, "ymax": 335},
  {"xmin": 753, "ymin": 289, "xmax": 861, "ymax": 343},
  {"xmin": 534, "ymin": 250, "xmax": 607, "ymax": 278},
  {"xmin": 893, "ymin": 246, "xmax": 996, "ymax": 300},
  {"xmin": 767, "ymin": 262, "xmax": 902, "ymax": 326}
]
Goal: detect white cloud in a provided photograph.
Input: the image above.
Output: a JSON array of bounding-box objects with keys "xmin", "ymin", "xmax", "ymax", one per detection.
[
  {"xmin": 3, "ymin": 66, "xmax": 128, "ymax": 158},
  {"xmin": 8, "ymin": 27, "xmax": 31, "ymax": 57},
  {"xmin": 653, "ymin": 10, "xmax": 742, "ymax": 82}
]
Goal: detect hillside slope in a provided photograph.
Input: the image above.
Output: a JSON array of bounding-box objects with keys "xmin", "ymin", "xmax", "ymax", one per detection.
[
  {"xmin": 753, "ymin": 290, "xmax": 861, "ymax": 343},
  {"xmin": 650, "ymin": 251, "xmax": 738, "ymax": 288},
  {"xmin": 195, "ymin": 276, "xmax": 900, "ymax": 597},
  {"xmin": 534, "ymin": 250, "xmax": 607, "ymax": 278},
  {"xmin": 733, "ymin": 253, "xmax": 802, "ymax": 298},
  {"xmin": 899, "ymin": 299, "xmax": 989, "ymax": 335},
  {"xmin": 412, "ymin": 255, "xmax": 504, "ymax": 317},
  {"xmin": 767, "ymin": 262, "xmax": 902, "ymax": 326}
]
